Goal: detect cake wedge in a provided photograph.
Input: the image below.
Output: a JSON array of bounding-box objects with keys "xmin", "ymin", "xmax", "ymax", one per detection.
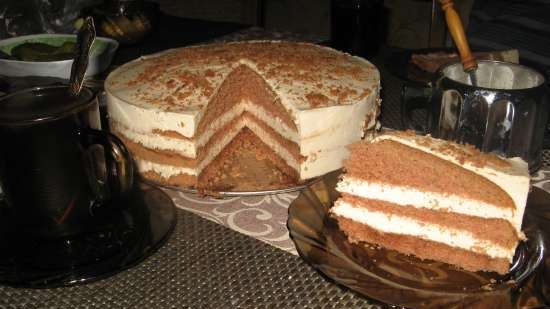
[{"xmin": 330, "ymin": 131, "xmax": 530, "ymax": 274}]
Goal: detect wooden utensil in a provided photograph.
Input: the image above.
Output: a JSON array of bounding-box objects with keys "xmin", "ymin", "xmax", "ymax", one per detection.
[{"xmin": 439, "ymin": 0, "xmax": 478, "ymax": 77}]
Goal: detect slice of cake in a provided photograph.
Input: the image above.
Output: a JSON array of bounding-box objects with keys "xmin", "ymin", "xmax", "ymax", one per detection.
[
  {"xmin": 105, "ymin": 41, "xmax": 380, "ymax": 191},
  {"xmin": 330, "ymin": 131, "xmax": 530, "ymax": 274}
]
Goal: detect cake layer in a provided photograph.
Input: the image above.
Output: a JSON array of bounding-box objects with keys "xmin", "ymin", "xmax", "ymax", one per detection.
[
  {"xmin": 114, "ymin": 111, "xmax": 302, "ymax": 174},
  {"xmin": 332, "ymin": 200, "xmax": 515, "ymax": 261},
  {"xmin": 141, "ymin": 171, "xmax": 196, "ymax": 188},
  {"xmin": 343, "ymin": 137, "xmax": 529, "ymax": 233},
  {"xmin": 338, "ymin": 194, "xmax": 519, "ymax": 248},
  {"xmin": 198, "ymin": 128, "xmax": 299, "ymax": 190},
  {"xmin": 335, "ymin": 216, "xmax": 510, "ymax": 274},
  {"xmin": 195, "ymin": 64, "xmax": 297, "ymax": 135},
  {"xmin": 110, "ymin": 99, "xmax": 299, "ymax": 158},
  {"xmin": 137, "ymin": 158, "xmax": 197, "ymax": 177},
  {"xmin": 196, "ymin": 113, "xmax": 300, "ymax": 173},
  {"xmin": 370, "ymin": 132, "xmax": 529, "ymax": 232},
  {"xmin": 195, "ymin": 112, "xmax": 302, "ymax": 167},
  {"xmin": 345, "ymin": 139, "xmax": 514, "ymax": 210},
  {"xmin": 116, "ymin": 132, "xmax": 196, "ymax": 168},
  {"xmin": 337, "ymin": 177, "xmax": 516, "ymax": 229}
]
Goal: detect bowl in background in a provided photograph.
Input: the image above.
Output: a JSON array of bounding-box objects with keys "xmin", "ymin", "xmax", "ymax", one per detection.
[{"xmin": 0, "ymin": 34, "xmax": 119, "ymax": 78}]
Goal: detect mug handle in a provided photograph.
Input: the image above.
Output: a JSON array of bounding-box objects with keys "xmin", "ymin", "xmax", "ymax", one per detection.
[
  {"xmin": 401, "ymin": 81, "xmax": 433, "ymax": 133},
  {"xmin": 80, "ymin": 128, "xmax": 134, "ymax": 201}
]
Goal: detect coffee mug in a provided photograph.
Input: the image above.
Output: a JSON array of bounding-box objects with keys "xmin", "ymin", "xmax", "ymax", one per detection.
[
  {"xmin": 402, "ymin": 60, "xmax": 549, "ymax": 172},
  {"xmin": 0, "ymin": 85, "xmax": 133, "ymax": 262}
]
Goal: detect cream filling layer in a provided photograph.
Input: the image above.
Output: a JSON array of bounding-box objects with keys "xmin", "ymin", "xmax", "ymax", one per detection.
[
  {"xmin": 109, "ymin": 100, "xmax": 299, "ymax": 159},
  {"xmin": 195, "ymin": 100, "xmax": 299, "ymax": 146},
  {"xmin": 134, "ymin": 116, "xmax": 300, "ymax": 177},
  {"xmin": 112, "ymin": 122, "xmax": 197, "ymax": 158},
  {"xmin": 332, "ymin": 201, "xmax": 515, "ymax": 261},
  {"xmin": 107, "ymin": 91, "xmax": 198, "ymax": 138},
  {"xmin": 196, "ymin": 116, "xmax": 300, "ymax": 173},
  {"xmin": 137, "ymin": 159, "xmax": 197, "ymax": 177},
  {"xmin": 336, "ymin": 177, "xmax": 515, "ymax": 224}
]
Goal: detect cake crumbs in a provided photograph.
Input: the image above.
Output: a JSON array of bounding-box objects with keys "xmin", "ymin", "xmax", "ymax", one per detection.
[{"xmin": 306, "ymin": 92, "xmax": 330, "ymax": 107}]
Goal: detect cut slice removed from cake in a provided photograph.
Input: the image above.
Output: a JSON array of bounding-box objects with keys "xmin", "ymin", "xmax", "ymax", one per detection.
[{"xmin": 330, "ymin": 131, "xmax": 530, "ymax": 274}]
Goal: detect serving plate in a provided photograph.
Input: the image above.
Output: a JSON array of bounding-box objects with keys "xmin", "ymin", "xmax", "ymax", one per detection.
[
  {"xmin": 143, "ymin": 176, "xmax": 321, "ymax": 197},
  {"xmin": 0, "ymin": 34, "xmax": 118, "ymax": 78},
  {"xmin": 288, "ymin": 171, "xmax": 550, "ymax": 309},
  {"xmin": 0, "ymin": 182, "xmax": 176, "ymax": 288}
]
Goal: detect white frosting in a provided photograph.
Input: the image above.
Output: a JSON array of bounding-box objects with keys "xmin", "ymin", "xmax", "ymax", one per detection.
[
  {"xmin": 112, "ymin": 122, "xmax": 196, "ymax": 158},
  {"xmin": 298, "ymin": 98, "xmax": 378, "ymax": 154},
  {"xmin": 138, "ymin": 159, "xmax": 197, "ymax": 177},
  {"xmin": 107, "ymin": 90, "xmax": 198, "ymax": 138},
  {"xmin": 195, "ymin": 100, "xmax": 300, "ymax": 147},
  {"xmin": 331, "ymin": 201, "xmax": 515, "ymax": 261},
  {"xmin": 301, "ymin": 147, "xmax": 351, "ymax": 180},
  {"xmin": 337, "ymin": 178, "xmax": 515, "ymax": 224},
  {"xmin": 132, "ymin": 114, "xmax": 301, "ymax": 177}
]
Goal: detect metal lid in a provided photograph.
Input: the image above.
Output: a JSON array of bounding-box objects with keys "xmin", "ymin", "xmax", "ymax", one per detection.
[{"xmin": 0, "ymin": 85, "xmax": 95, "ymax": 126}]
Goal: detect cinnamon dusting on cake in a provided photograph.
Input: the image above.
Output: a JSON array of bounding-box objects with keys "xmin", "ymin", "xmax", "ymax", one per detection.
[
  {"xmin": 345, "ymin": 139, "xmax": 515, "ymax": 209},
  {"xmin": 386, "ymin": 131, "xmax": 511, "ymax": 169},
  {"xmin": 306, "ymin": 92, "xmax": 330, "ymax": 107},
  {"xmin": 118, "ymin": 41, "xmax": 378, "ymax": 110}
]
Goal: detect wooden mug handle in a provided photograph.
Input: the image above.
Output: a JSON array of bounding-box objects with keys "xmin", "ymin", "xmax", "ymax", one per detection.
[{"xmin": 439, "ymin": 0, "xmax": 477, "ymax": 72}]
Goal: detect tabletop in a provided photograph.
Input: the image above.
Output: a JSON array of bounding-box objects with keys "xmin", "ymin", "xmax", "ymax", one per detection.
[{"xmin": 1, "ymin": 14, "xmax": 549, "ymax": 309}]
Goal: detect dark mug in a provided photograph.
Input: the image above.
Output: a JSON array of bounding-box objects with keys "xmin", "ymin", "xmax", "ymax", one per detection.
[
  {"xmin": 0, "ymin": 85, "xmax": 133, "ymax": 264},
  {"xmin": 402, "ymin": 60, "xmax": 549, "ymax": 172}
]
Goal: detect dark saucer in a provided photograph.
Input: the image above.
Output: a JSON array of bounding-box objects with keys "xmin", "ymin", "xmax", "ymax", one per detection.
[
  {"xmin": 0, "ymin": 182, "xmax": 176, "ymax": 288},
  {"xmin": 288, "ymin": 171, "xmax": 550, "ymax": 309}
]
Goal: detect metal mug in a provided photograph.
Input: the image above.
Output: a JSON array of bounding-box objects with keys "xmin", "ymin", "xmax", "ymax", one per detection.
[{"xmin": 402, "ymin": 60, "xmax": 549, "ymax": 172}]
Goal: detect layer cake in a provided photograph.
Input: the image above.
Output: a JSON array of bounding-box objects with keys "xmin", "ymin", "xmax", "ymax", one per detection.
[
  {"xmin": 330, "ymin": 131, "xmax": 530, "ymax": 274},
  {"xmin": 105, "ymin": 41, "xmax": 380, "ymax": 190}
]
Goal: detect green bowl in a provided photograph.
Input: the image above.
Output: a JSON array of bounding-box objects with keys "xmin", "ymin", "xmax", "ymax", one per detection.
[{"xmin": 0, "ymin": 34, "xmax": 119, "ymax": 78}]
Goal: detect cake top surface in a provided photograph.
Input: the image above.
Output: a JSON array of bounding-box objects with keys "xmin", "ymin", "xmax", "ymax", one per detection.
[
  {"xmin": 105, "ymin": 41, "xmax": 380, "ymax": 113},
  {"xmin": 365, "ymin": 131, "xmax": 529, "ymax": 176}
]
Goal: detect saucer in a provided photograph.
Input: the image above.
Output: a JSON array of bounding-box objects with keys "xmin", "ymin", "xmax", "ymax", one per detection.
[
  {"xmin": 288, "ymin": 171, "xmax": 550, "ymax": 309},
  {"xmin": 0, "ymin": 182, "xmax": 176, "ymax": 288}
]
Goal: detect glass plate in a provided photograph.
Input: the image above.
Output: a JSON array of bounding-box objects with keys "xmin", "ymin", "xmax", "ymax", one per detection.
[
  {"xmin": 288, "ymin": 171, "xmax": 550, "ymax": 309},
  {"xmin": 144, "ymin": 176, "xmax": 322, "ymax": 197},
  {"xmin": 0, "ymin": 182, "xmax": 176, "ymax": 288}
]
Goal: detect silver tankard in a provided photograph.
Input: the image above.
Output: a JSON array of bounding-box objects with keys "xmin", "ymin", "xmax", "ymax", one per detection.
[{"xmin": 402, "ymin": 60, "xmax": 549, "ymax": 172}]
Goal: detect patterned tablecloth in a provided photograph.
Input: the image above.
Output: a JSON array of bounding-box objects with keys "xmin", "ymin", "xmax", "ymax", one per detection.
[{"xmin": 167, "ymin": 170, "xmax": 550, "ymax": 256}]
